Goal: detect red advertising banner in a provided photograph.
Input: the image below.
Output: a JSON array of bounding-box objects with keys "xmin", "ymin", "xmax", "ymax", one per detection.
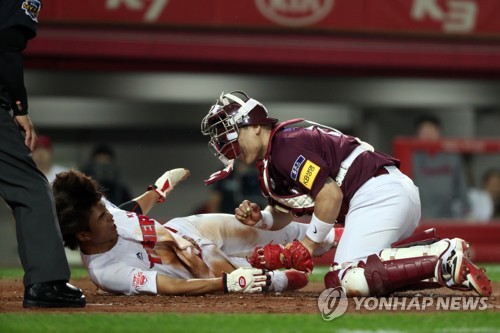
[{"xmin": 38, "ymin": 0, "xmax": 500, "ymax": 37}]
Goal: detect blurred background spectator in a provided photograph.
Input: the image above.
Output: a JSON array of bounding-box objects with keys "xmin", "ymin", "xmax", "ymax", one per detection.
[
  {"xmin": 467, "ymin": 168, "xmax": 500, "ymax": 221},
  {"xmin": 81, "ymin": 144, "xmax": 133, "ymax": 205},
  {"xmin": 484, "ymin": 169, "xmax": 500, "ymax": 219},
  {"xmin": 467, "ymin": 177, "xmax": 494, "ymax": 222},
  {"xmin": 32, "ymin": 135, "xmax": 69, "ymax": 184},
  {"xmin": 411, "ymin": 114, "xmax": 469, "ymax": 219}
]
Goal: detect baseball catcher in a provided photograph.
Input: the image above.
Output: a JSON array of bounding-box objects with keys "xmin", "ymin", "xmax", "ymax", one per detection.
[{"xmin": 201, "ymin": 91, "xmax": 492, "ymax": 297}]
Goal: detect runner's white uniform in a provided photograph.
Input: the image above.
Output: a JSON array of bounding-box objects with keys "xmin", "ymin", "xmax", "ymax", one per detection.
[{"xmin": 81, "ymin": 200, "xmax": 335, "ymax": 295}]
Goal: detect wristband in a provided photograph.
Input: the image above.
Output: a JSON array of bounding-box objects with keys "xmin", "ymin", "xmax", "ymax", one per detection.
[
  {"xmin": 147, "ymin": 185, "xmax": 165, "ymax": 203},
  {"xmin": 253, "ymin": 210, "xmax": 273, "ymax": 230},
  {"xmin": 222, "ymin": 273, "xmax": 228, "ymax": 293},
  {"xmin": 306, "ymin": 213, "xmax": 333, "ymax": 243}
]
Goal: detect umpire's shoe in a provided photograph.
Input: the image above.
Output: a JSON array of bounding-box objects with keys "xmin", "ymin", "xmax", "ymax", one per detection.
[{"xmin": 23, "ymin": 281, "xmax": 86, "ymax": 308}]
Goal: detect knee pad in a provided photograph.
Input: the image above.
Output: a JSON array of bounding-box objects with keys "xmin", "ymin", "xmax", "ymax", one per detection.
[{"xmin": 325, "ymin": 265, "xmax": 370, "ymax": 297}]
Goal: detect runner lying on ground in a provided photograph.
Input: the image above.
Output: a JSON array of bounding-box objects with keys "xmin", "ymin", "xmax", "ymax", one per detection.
[{"xmin": 53, "ymin": 169, "xmax": 341, "ymax": 296}]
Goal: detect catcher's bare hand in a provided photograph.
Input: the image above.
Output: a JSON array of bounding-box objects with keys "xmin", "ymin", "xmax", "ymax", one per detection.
[{"xmin": 235, "ymin": 200, "xmax": 261, "ymax": 226}]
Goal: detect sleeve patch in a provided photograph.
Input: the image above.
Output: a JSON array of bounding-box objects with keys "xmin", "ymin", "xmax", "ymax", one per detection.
[
  {"xmin": 22, "ymin": 0, "xmax": 41, "ymax": 22},
  {"xmin": 290, "ymin": 155, "xmax": 306, "ymax": 180},
  {"xmin": 132, "ymin": 271, "xmax": 149, "ymax": 290},
  {"xmin": 299, "ymin": 160, "xmax": 320, "ymax": 190}
]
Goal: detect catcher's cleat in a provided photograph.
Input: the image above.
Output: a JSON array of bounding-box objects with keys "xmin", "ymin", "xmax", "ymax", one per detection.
[
  {"xmin": 462, "ymin": 258, "xmax": 492, "ymax": 297},
  {"xmin": 439, "ymin": 239, "xmax": 492, "ymax": 296},
  {"xmin": 440, "ymin": 238, "xmax": 469, "ymax": 286},
  {"xmin": 284, "ymin": 270, "xmax": 309, "ymax": 291}
]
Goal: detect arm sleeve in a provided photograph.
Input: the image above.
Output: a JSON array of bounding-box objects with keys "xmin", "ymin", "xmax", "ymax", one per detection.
[
  {"xmin": 0, "ymin": 28, "xmax": 29, "ymax": 115},
  {"xmin": 119, "ymin": 200, "xmax": 143, "ymax": 214}
]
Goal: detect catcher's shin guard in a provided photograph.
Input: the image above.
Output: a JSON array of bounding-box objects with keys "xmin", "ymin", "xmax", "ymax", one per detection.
[
  {"xmin": 364, "ymin": 254, "xmax": 438, "ymax": 296},
  {"xmin": 380, "ymin": 238, "xmax": 469, "ymax": 286}
]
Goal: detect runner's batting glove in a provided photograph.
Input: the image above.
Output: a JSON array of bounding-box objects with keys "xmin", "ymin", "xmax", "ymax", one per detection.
[
  {"xmin": 148, "ymin": 168, "xmax": 190, "ymax": 203},
  {"xmin": 223, "ymin": 268, "xmax": 271, "ymax": 293}
]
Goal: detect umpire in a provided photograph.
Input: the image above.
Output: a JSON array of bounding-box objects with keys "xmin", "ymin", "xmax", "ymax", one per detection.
[{"xmin": 0, "ymin": 0, "xmax": 85, "ymax": 307}]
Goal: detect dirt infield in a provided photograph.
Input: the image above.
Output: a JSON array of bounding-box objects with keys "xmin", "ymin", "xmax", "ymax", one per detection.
[{"xmin": 0, "ymin": 277, "xmax": 498, "ymax": 314}]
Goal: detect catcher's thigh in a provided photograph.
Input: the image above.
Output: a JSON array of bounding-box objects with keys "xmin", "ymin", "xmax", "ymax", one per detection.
[{"xmin": 334, "ymin": 166, "xmax": 421, "ymax": 264}]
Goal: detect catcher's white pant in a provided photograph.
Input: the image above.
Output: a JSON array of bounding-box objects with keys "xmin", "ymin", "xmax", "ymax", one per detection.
[{"xmin": 334, "ymin": 166, "xmax": 421, "ymax": 265}]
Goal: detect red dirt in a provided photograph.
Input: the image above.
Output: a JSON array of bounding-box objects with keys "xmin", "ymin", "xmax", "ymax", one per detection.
[{"xmin": 0, "ymin": 277, "xmax": 498, "ymax": 314}]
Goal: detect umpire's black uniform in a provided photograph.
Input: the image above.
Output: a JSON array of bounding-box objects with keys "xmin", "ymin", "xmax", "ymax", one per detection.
[{"xmin": 0, "ymin": 0, "xmax": 71, "ymax": 287}]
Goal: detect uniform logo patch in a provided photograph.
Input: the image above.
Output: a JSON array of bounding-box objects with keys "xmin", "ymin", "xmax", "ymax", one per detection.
[
  {"xmin": 299, "ymin": 160, "xmax": 320, "ymax": 190},
  {"xmin": 132, "ymin": 271, "xmax": 148, "ymax": 289},
  {"xmin": 238, "ymin": 276, "xmax": 246, "ymax": 288},
  {"xmin": 22, "ymin": 0, "xmax": 41, "ymax": 22},
  {"xmin": 291, "ymin": 155, "xmax": 306, "ymax": 180}
]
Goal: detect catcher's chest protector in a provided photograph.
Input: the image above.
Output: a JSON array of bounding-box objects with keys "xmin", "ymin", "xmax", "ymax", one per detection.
[{"xmin": 257, "ymin": 119, "xmax": 315, "ymax": 217}]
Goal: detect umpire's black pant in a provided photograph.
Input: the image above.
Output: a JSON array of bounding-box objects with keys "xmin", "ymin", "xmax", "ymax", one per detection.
[{"xmin": 0, "ymin": 106, "xmax": 70, "ymax": 286}]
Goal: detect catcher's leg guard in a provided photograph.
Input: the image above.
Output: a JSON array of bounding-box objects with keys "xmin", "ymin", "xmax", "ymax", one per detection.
[
  {"xmin": 380, "ymin": 238, "xmax": 468, "ymax": 286},
  {"xmin": 324, "ymin": 255, "xmax": 438, "ymax": 297},
  {"xmin": 364, "ymin": 254, "xmax": 438, "ymax": 296},
  {"xmin": 391, "ymin": 228, "xmax": 440, "ymax": 248},
  {"xmin": 325, "ymin": 238, "xmax": 483, "ymax": 297}
]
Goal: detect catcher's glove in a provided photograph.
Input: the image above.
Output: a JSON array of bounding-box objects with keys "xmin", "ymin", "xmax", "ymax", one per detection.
[{"xmin": 247, "ymin": 240, "xmax": 314, "ymax": 273}]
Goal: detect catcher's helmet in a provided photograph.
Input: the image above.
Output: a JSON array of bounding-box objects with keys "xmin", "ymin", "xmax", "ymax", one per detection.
[{"xmin": 201, "ymin": 91, "xmax": 278, "ymax": 165}]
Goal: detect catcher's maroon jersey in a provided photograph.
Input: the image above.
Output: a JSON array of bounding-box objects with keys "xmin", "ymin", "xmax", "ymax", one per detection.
[{"xmin": 264, "ymin": 125, "xmax": 399, "ymax": 222}]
